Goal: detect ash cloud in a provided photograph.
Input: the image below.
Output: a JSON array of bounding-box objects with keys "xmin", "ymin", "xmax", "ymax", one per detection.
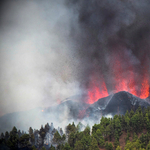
[
  {"xmin": 66, "ymin": 0, "xmax": 150, "ymax": 93},
  {"xmin": 1, "ymin": 0, "xmax": 150, "ymax": 132}
]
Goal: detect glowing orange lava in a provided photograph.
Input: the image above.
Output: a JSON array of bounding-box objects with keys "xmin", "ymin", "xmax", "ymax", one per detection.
[
  {"xmin": 140, "ymin": 72, "xmax": 149, "ymax": 99},
  {"xmin": 111, "ymin": 51, "xmax": 149, "ymax": 99},
  {"xmin": 87, "ymin": 74, "xmax": 108, "ymax": 104},
  {"xmin": 87, "ymin": 51, "xmax": 149, "ymax": 104}
]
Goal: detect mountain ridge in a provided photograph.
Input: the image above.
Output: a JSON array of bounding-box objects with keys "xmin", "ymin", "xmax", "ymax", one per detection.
[{"xmin": 0, "ymin": 91, "xmax": 150, "ymax": 133}]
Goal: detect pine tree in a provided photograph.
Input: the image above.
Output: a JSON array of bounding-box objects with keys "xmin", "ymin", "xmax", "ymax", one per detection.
[
  {"xmin": 130, "ymin": 109, "xmax": 134, "ymax": 118},
  {"xmin": 146, "ymin": 141, "xmax": 150, "ymax": 150},
  {"xmin": 108, "ymin": 142, "xmax": 113, "ymax": 150},
  {"xmin": 89, "ymin": 137, "xmax": 99, "ymax": 150},
  {"xmin": 94, "ymin": 129, "xmax": 105, "ymax": 147},
  {"xmin": 4, "ymin": 131, "xmax": 9, "ymax": 141},
  {"xmin": 39, "ymin": 125, "xmax": 46, "ymax": 147},
  {"xmin": 53, "ymin": 131, "xmax": 61, "ymax": 143},
  {"xmin": 63, "ymin": 143, "xmax": 71, "ymax": 150},
  {"xmin": 19, "ymin": 134, "xmax": 30, "ymax": 148},
  {"xmin": 83, "ymin": 125, "xmax": 90, "ymax": 136},
  {"xmin": 114, "ymin": 138, "xmax": 120, "ymax": 148},
  {"xmin": 68, "ymin": 132, "xmax": 75, "ymax": 147},
  {"xmin": 32, "ymin": 145, "xmax": 37, "ymax": 150},
  {"xmin": 81, "ymin": 135, "xmax": 91, "ymax": 150},
  {"xmin": 133, "ymin": 132, "xmax": 138, "ymax": 142},
  {"xmin": 49, "ymin": 144, "xmax": 56, "ymax": 150},
  {"xmin": 8, "ymin": 126, "xmax": 19, "ymax": 150},
  {"xmin": 116, "ymin": 145, "xmax": 121, "ymax": 150},
  {"xmin": 105, "ymin": 141, "xmax": 109, "ymax": 150},
  {"xmin": 1, "ymin": 133, "xmax": 4, "ymax": 139},
  {"xmin": 92, "ymin": 124, "xmax": 101, "ymax": 134},
  {"xmin": 41, "ymin": 146, "xmax": 46, "ymax": 150},
  {"xmin": 74, "ymin": 140, "xmax": 84, "ymax": 150},
  {"xmin": 45, "ymin": 123, "xmax": 50, "ymax": 133},
  {"xmin": 29, "ymin": 127, "xmax": 35, "ymax": 145}
]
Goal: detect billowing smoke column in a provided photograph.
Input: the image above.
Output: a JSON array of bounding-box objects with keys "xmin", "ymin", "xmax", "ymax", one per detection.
[
  {"xmin": 0, "ymin": 0, "xmax": 150, "ymax": 118},
  {"xmin": 66, "ymin": 0, "xmax": 150, "ymax": 103},
  {"xmin": 1, "ymin": 0, "xmax": 150, "ymax": 132}
]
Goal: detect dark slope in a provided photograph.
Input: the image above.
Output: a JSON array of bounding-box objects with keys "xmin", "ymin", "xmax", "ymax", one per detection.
[
  {"xmin": 85, "ymin": 95, "xmax": 113, "ymax": 119},
  {"xmin": 86, "ymin": 91, "xmax": 150, "ymax": 119},
  {"xmin": 104, "ymin": 91, "xmax": 150, "ymax": 115},
  {"xmin": 0, "ymin": 91, "xmax": 150, "ymax": 133}
]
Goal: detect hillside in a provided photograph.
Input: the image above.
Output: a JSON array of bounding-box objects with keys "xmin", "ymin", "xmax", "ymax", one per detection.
[
  {"xmin": 0, "ymin": 91, "xmax": 150, "ymax": 133},
  {"xmin": 1, "ymin": 104, "xmax": 150, "ymax": 149},
  {"xmin": 86, "ymin": 91, "xmax": 150, "ymax": 119}
]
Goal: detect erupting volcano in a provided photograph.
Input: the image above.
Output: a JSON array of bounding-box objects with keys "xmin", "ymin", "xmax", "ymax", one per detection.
[
  {"xmin": 87, "ymin": 51, "xmax": 150, "ymax": 104},
  {"xmin": 87, "ymin": 74, "xmax": 109, "ymax": 104}
]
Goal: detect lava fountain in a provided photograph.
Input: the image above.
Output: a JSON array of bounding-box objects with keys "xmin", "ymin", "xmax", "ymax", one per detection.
[
  {"xmin": 87, "ymin": 73, "xmax": 109, "ymax": 104},
  {"xmin": 86, "ymin": 50, "xmax": 149, "ymax": 104}
]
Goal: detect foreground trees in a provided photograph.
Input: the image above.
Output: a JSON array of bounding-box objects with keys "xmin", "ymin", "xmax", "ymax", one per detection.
[{"xmin": 1, "ymin": 106, "xmax": 150, "ymax": 149}]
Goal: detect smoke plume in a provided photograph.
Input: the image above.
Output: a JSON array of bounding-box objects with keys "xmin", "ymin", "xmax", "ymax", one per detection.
[
  {"xmin": 1, "ymin": 0, "xmax": 150, "ymax": 131},
  {"xmin": 66, "ymin": 0, "xmax": 150, "ymax": 101}
]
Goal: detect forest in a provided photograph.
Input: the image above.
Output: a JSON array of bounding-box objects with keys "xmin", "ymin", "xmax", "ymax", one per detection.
[{"xmin": 1, "ymin": 106, "xmax": 150, "ymax": 150}]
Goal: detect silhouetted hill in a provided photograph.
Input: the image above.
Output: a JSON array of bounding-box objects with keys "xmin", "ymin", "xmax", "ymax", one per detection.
[
  {"xmin": 85, "ymin": 91, "xmax": 150, "ymax": 119},
  {"xmin": 0, "ymin": 91, "xmax": 150, "ymax": 133},
  {"xmin": 104, "ymin": 91, "xmax": 149, "ymax": 114}
]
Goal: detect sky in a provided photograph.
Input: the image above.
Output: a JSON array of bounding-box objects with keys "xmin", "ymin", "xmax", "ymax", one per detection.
[{"xmin": 1, "ymin": 0, "xmax": 150, "ymax": 117}]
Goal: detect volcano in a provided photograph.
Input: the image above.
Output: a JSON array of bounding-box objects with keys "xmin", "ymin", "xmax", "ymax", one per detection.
[
  {"xmin": 86, "ymin": 91, "xmax": 150, "ymax": 120},
  {"xmin": 0, "ymin": 91, "xmax": 150, "ymax": 133},
  {"xmin": 44, "ymin": 91, "xmax": 150, "ymax": 120}
]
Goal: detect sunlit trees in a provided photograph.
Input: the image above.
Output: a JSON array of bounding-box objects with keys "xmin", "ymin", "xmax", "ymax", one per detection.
[
  {"xmin": 93, "ymin": 129, "xmax": 104, "ymax": 147},
  {"xmin": 116, "ymin": 145, "xmax": 121, "ymax": 150},
  {"xmin": 1, "ymin": 106, "xmax": 150, "ymax": 150},
  {"xmin": 74, "ymin": 140, "xmax": 84, "ymax": 150},
  {"xmin": 105, "ymin": 141, "xmax": 113, "ymax": 150},
  {"xmin": 89, "ymin": 137, "xmax": 99, "ymax": 150}
]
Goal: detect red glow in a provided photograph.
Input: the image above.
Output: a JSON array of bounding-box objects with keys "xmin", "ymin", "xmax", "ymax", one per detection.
[
  {"xmin": 140, "ymin": 73, "xmax": 149, "ymax": 99},
  {"xmin": 110, "ymin": 51, "xmax": 149, "ymax": 99},
  {"xmin": 86, "ymin": 51, "xmax": 149, "ymax": 104},
  {"xmin": 87, "ymin": 74, "xmax": 108, "ymax": 104}
]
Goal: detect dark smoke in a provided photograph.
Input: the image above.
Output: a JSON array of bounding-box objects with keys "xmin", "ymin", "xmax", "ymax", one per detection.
[
  {"xmin": 1, "ymin": 0, "xmax": 150, "ymax": 132},
  {"xmin": 66, "ymin": 0, "xmax": 150, "ymax": 93}
]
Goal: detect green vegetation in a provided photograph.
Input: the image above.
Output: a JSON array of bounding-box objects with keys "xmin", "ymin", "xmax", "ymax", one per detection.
[{"xmin": 1, "ymin": 106, "xmax": 150, "ymax": 149}]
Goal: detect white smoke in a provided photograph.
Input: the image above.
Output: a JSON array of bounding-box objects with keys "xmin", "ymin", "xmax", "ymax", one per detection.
[{"xmin": 0, "ymin": 0, "xmax": 80, "ymax": 117}]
